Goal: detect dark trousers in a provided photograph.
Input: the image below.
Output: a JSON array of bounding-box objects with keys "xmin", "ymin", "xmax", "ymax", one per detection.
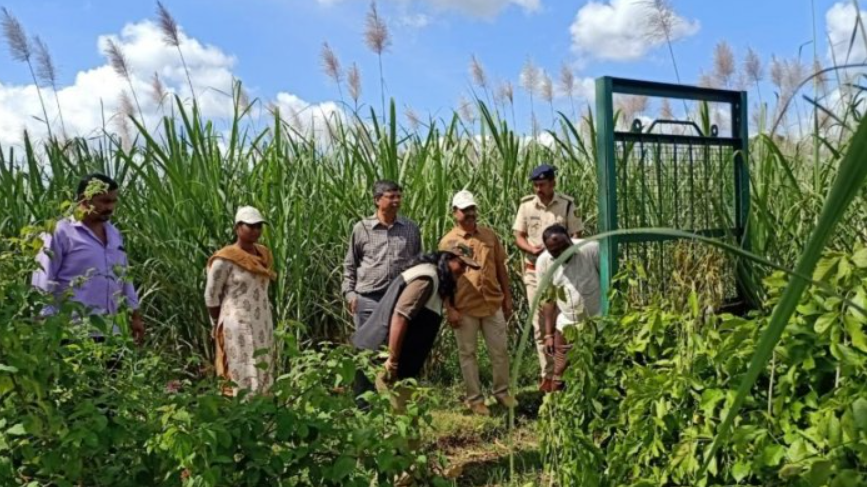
[
  {"xmin": 353, "ymin": 291, "xmax": 384, "ymax": 409},
  {"xmin": 354, "ymin": 309, "xmax": 441, "ymax": 409},
  {"xmin": 353, "ymin": 291, "xmax": 385, "ymax": 330},
  {"xmin": 353, "ymin": 370, "xmax": 376, "ymax": 409}
]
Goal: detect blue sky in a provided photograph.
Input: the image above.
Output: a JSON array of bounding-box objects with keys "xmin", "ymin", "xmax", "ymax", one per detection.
[{"xmin": 0, "ymin": 0, "xmax": 864, "ymax": 143}]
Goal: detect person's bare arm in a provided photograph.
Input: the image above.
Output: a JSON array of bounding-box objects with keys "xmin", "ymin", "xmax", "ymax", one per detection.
[
  {"xmin": 445, "ymin": 300, "xmax": 462, "ymax": 328},
  {"xmin": 342, "ymin": 226, "xmax": 361, "ymax": 314},
  {"xmin": 385, "ymin": 313, "xmax": 409, "ymax": 380},
  {"xmin": 514, "ymin": 230, "xmax": 544, "ymax": 256},
  {"xmin": 542, "ymin": 302, "xmax": 558, "ymax": 355},
  {"xmin": 205, "ymin": 259, "xmax": 230, "ymax": 332}
]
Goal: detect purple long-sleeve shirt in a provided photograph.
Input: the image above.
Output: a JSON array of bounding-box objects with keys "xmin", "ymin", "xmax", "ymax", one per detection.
[{"xmin": 32, "ymin": 218, "xmax": 139, "ymax": 318}]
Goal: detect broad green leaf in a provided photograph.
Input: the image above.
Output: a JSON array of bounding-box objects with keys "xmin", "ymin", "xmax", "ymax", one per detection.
[
  {"xmin": 6, "ymin": 424, "xmax": 26, "ymax": 436},
  {"xmin": 828, "ymin": 414, "xmax": 843, "ymax": 448},
  {"xmin": 852, "ymin": 247, "xmax": 867, "ymax": 268},
  {"xmin": 779, "ymin": 463, "xmax": 804, "ymax": 478},
  {"xmin": 0, "ymin": 377, "xmax": 12, "ymax": 396},
  {"xmin": 732, "ymin": 461, "xmax": 751, "ymax": 482},
  {"xmin": 762, "ymin": 444, "xmax": 786, "ymax": 467},
  {"xmin": 849, "ymin": 288, "xmax": 867, "ymax": 320},
  {"xmin": 852, "ymin": 398, "xmax": 867, "ymax": 432},
  {"xmin": 813, "ymin": 257, "xmax": 838, "ymax": 281},
  {"xmin": 815, "ymin": 312, "xmax": 839, "ymax": 334},
  {"xmin": 798, "ymin": 302, "xmax": 821, "ymax": 316},
  {"xmin": 699, "ymin": 389, "xmax": 725, "ymax": 418},
  {"xmin": 844, "ymin": 315, "xmax": 867, "ymax": 352},
  {"xmin": 837, "ymin": 256, "xmax": 852, "ymax": 281},
  {"xmin": 331, "ymin": 456, "xmax": 355, "ymax": 480},
  {"xmin": 808, "ymin": 460, "xmax": 833, "ymax": 486},
  {"xmin": 842, "ymin": 409, "xmax": 857, "ymax": 442},
  {"xmin": 787, "ymin": 438, "xmax": 812, "ymax": 463},
  {"xmin": 831, "ymin": 342, "xmax": 863, "ymax": 366},
  {"xmin": 831, "ymin": 470, "xmax": 862, "ymax": 487}
]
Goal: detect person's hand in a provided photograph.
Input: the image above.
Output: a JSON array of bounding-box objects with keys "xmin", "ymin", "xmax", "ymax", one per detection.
[
  {"xmin": 544, "ymin": 334, "xmax": 555, "ymax": 356},
  {"xmin": 384, "ymin": 356, "xmax": 399, "ymax": 383},
  {"xmin": 502, "ymin": 297, "xmax": 514, "ymax": 322},
  {"xmin": 447, "ymin": 307, "xmax": 462, "ymax": 328},
  {"xmin": 131, "ymin": 314, "xmax": 145, "ymax": 346},
  {"xmin": 348, "ymin": 297, "xmax": 358, "ymax": 315},
  {"xmin": 532, "ymin": 244, "xmax": 546, "ymax": 256}
]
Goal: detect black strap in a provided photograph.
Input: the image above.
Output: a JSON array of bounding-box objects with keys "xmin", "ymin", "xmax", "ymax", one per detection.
[{"xmin": 565, "ymin": 200, "xmax": 573, "ymax": 232}]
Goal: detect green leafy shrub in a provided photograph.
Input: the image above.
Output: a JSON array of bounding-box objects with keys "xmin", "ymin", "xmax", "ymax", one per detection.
[
  {"xmin": 0, "ymin": 229, "xmax": 439, "ymax": 486},
  {"xmin": 542, "ymin": 247, "xmax": 867, "ymax": 486}
]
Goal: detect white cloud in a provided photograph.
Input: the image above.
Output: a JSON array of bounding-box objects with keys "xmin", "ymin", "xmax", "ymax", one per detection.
[
  {"xmin": 573, "ymin": 77, "xmax": 596, "ymax": 101},
  {"xmin": 0, "ymin": 20, "xmax": 338, "ymax": 147},
  {"xmin": 398, "ymin": 13, "xmax": 432, "ymax": 28},
  {"xmin": 515, "ymin": 132, "xmax": 556, "ymax": 149},
  {"xmin": 317, "ymin": 0, "xmax": 539, "ymax": 18},
  {"xmin": 569, "ymin": 0, "xmax": 699, "ymax": 62},
  {"xmin": 271, "ymin": 92, "xmax": 345, "ymax": 142},
  {"xmin": 826, "ymin": 2, "xmax": 867, "ymax": 64},
  {"xmin": 425, "ymin": 0, "xmax": 540, "ymax": 18}
]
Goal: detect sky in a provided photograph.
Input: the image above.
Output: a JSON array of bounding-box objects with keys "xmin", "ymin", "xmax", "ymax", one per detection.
[{"xmin": 0, "ymin": 0, "xmax": 865, "ymax": 145}]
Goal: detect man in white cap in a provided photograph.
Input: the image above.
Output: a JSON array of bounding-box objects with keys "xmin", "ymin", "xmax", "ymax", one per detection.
[{"xmin": 438, "ymin": 190, "xmax": 516, "ymax": 415}]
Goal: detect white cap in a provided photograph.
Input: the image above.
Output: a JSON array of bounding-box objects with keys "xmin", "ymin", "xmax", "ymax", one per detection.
[
  {"xmin": 234, "ymin": 206, "xmax": 267, "ymax": 225},
  {"xmin": 452, "ymin": 190, "xmax": 477, "ymax": 210}
]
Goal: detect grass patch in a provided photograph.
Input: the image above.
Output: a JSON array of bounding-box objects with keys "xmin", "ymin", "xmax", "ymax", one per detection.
[{"xmin": 424, "ymin": 386, "xmax": 546, "ymax": 486}]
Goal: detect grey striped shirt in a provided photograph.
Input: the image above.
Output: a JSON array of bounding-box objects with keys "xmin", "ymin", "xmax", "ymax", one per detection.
[{"xmin": 342, "ymin": 215, "xmax": 422, "ymax": 300}]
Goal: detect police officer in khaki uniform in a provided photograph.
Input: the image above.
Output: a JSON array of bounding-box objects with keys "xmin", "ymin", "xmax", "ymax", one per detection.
[{"xmin": 512, "ymin": 164, "xmax": 583, "ymax": 392}]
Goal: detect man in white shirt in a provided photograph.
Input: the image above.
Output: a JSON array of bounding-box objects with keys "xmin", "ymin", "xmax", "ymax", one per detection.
[{"xmin": 535, "ymin": 224, "xmax": 601, "ymax": 392}]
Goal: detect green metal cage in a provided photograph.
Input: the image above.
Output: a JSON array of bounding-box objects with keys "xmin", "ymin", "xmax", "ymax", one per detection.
[{"xmin": 595, "ymin": 77, "xmax": 750, "ymax": 313}]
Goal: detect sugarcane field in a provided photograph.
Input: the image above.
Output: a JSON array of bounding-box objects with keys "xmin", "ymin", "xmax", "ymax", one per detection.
[{"xmin": 1, "ymin": 1, "xmax": 867, "ymax": 485}]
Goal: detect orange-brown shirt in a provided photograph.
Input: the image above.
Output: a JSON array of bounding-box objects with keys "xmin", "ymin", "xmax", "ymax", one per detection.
[{"xmin": 438, "ymin": 225, "xmax": 506, "ymax": 317}]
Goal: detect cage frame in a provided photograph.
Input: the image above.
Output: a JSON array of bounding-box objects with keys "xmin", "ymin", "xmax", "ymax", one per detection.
[{"xmin": 595, "ymin": 76, "xmax": 750, "ymax": 314}]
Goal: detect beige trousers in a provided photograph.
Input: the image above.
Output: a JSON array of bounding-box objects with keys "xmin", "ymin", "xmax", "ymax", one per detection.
[
  {"xmin": 454, "ymin": 309, "xmax": 510, "ymax": 404},
  {"xmin": 524, "ymin": 269, "xmax": 554, "ymax": 380}
]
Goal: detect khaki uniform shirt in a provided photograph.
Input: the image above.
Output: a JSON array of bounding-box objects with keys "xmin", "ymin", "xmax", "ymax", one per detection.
[
  {"xmin": 438, "ymin": 225, "xmax": 506, "ymax": 318},
  {"xmin": 512, "ymin": 193, "xmax": 584, "ymax": 265}
]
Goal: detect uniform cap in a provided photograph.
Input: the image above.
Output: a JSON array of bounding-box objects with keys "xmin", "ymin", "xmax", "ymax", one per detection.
[{"xmin": 529, "ymin": 164, "xmax": 557, "ymax": 181}]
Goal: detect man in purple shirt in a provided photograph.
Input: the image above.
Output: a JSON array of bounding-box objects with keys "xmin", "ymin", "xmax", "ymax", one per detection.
[{"xmin": 32, "ymin": 173, "xmax": 145, "ymax": 344}]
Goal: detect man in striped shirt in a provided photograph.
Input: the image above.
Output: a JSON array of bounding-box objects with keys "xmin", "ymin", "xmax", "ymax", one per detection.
[{"xmin": 342, "ymin": 180, "xmax": 422, "ymax": 330}]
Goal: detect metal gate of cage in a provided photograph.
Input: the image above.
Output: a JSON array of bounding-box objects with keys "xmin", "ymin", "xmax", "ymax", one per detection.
[{"xmin": 595, "ymin": 77, "xmax": 750, "ymax": 314}]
